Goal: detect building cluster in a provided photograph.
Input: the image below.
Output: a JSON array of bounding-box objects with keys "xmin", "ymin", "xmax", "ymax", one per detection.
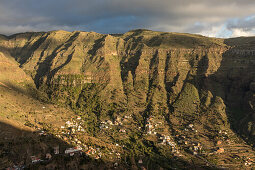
[
  {"xmin": 61, "ymin": 117, "xmax": 85, "ymax": 134},
  {"xmin": 6, "ymin": 114, "xmax": 255, "ymax": 169},
  {"xmin": 145, "ymin": 116, "xmax": 164, "ymax": 135},
  {"xmin": 99, "ymin": 120, "xmax": 114, "ymax": 129},
  {"xmin": 99, "ymin": 115, "xmax": 133, "ymax": 134},
  {"xmin": 29, "ymin": 144, "xmax": 83, "ymax": 164},
  {"xmin": 27, "ymin": 142, "xmax": 102, "ymax": 166},
  {"xmin": 189, "ymin": 142, "xmax": 203, "ymax": 155},
  {"xmin": 16, "ymin": 116, "xmax": 105, "ymax": 167},
  {"xmin": 65, "ymin": 146, "xmax": 83, "ymax": 156},
  {"xmin": 218, "ymin": 130, "xmax": 229, "ymax": 140},
  {"xmin": 158, "ymin": 134, "xmax": 175, "ymax": 146},
  {"xmin": 183, "ymin": 124, "xmax": 198, "ymax": 133},
  {"xmin": 173, "ymin": 124, "xmax": 204, "ymax": 155},
  {"xmin": 56, "ymin": 116, "xmax": 125, "ymax": 160},
  {"xmin": 158, "ymin": 134, "xmax": 180, "ymax": 154},
  {"xmin": 244, "ymin": 157, "xmax": 254, "ymax": 166},
  {"xmin": 177, "ymin": 135, "xmax": 203, "ymax": 155}
]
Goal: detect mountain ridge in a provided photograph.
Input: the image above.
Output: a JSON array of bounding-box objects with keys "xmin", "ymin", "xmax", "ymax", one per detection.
[{"xmin": 1, "ymin": 29, "xmax": 255, "ymax": 169}]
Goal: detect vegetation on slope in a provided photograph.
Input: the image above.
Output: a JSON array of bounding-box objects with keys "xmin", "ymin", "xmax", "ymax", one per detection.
[{"xmin": 1, "ymin": 29, "xmax": 255, "ymax": 169}]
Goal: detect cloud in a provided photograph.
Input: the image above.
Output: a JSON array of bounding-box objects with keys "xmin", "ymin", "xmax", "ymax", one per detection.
[
  {"xmin": 0, "ymin": 0, "xmax": 254, "ymax": 37},
  {"xmin": 231, "ymin": 28, "xmax": 255, "ymax": 37},
  {"xmin": 227, "ymin": 16, "xmax": 255, "ymax": 31},
  {"xmin": 225, "ymin": 15, "xmax": 255, "ymax": 37}
]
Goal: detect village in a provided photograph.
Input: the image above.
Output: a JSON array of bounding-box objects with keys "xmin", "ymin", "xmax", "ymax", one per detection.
[
  {"xmin": 29, "ymin": 117, "xmax": 105, "ymax": 163},
  {"xmin": 9, "ymin": 115, "xmax": 127, "ymax": 169},
  {"xmin": 4, "ymin": 112, "xmax": 255, "ymax": 169},
  {"xmin": 142, "ymin": 114, "xmax": 255, "ymax": 168}
]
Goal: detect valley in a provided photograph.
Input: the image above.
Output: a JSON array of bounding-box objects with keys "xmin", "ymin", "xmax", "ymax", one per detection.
[{"xmin": 1, "ymin": 29, "xmax": 255, "ymax": 169}]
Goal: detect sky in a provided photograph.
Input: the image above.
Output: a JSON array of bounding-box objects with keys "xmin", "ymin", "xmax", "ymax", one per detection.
[{"xmin": 0, "ymin": 0, "xmax": 255, "ymax": 38}]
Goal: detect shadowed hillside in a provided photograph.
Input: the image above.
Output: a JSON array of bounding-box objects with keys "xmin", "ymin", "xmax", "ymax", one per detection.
[
  {"xmin": 0, "ymin": 121, "xmax": 124, "ymax": 169},
  {"xmin": 0, "ymin": 121, "xmax": 200, "ymax": 169}
]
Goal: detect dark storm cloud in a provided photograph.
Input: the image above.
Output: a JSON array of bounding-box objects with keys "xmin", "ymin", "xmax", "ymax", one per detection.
[{"xmin": 0, "ymin": 0, "xmax": 255, "ymax": 37}]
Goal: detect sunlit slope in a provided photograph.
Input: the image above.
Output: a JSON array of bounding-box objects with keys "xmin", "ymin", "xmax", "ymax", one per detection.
[{"xmin": 1, "ymin": 29, "xmax": 255, "ymax": 169}]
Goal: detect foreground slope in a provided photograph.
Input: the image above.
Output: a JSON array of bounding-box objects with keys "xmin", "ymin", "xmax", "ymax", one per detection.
[{"xmin": 1, "ymin": 29, "xmax": 255, "ymax": 169}]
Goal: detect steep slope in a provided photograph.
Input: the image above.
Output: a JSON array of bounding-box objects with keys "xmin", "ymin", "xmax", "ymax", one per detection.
[
  {"xmin": 0, "ymin": 46, "xmax": 127, "ymax": 169},
  {"xmin": 1, "ymin": 29, "xmax": 255, "ymax": 169}
]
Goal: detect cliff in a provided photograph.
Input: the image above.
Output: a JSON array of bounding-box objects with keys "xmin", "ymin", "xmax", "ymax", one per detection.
[{"xmin": 1, "ymin": 29, "xmax": 255, "ymax": 169}]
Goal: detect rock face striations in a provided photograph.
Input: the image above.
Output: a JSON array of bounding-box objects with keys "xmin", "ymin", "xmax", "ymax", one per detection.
[{"xmin": 1, "ymin": 29, "xmax": 255, "ymax": 169}]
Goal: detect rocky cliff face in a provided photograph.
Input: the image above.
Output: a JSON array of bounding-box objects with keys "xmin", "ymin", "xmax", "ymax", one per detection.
[
  {"xmin": 0, "ymin": 30, "xmax": 254, "ymax": 131},
  {"xmin": 1, "ymin": 29, "xmax": 255, "ymax": 168}
]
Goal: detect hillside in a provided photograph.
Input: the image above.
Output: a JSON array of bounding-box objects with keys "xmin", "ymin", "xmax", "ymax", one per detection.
[{"xmin": 1, "ymin": 29, "xmax": 255, "ymax": 169}]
